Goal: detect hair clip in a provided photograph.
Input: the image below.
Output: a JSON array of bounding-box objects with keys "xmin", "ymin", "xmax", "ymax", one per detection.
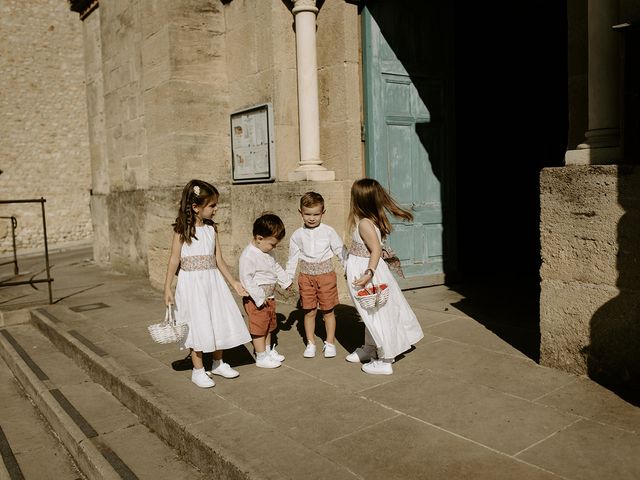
[{"xmin": 193, "ymin": 185, "xmax": 200, "ymax": 196}]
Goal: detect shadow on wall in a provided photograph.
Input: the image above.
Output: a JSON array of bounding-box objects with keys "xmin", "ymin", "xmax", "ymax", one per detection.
[{"xmin": 586, "ymin": 166, "xmax": 640, "ymax": 406}]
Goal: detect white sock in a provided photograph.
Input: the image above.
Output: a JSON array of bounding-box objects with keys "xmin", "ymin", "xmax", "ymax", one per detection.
[
  {"xmin": 256, "ymin": 351, "xmax": 268, "ymax": 360},
  {"xmin": 212, "ymin": 359, "xmax": 221, "ymax": 369}
]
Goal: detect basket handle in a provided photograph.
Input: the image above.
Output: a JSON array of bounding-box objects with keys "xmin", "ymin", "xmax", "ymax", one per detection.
[
  {"xmin": 165, "ymin": 305, "xmax": 176, "ymax": 326},
  {"xmin": 363, "ymin": 270, "xmax": 379, "ymax": 295}
]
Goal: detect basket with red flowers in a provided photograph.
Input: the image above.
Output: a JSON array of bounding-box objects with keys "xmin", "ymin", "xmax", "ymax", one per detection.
[{"xmin": 355, "ymin": 283, "xmax": 389, "ymax": 309}]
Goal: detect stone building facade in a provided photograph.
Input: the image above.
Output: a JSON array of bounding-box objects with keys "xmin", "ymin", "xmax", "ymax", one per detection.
[
  {"xmin": 0, "ymin": 0, "xmax": 92, "ymax": 254},
  {"xmin": 540, "ymin": 0, "xmax": 640, "ymax": 400},
  {"xmin": 68, "ymin": 0, "xmax": 639, "ymax": 400},
  {"xmin": 72, "ymin": 0, "xmax": 360, "ymax": 295}
]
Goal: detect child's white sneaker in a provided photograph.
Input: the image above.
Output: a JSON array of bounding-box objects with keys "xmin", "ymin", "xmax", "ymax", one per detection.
[
  {"xmin": 303, "ymin": 342, "xmax": 316, "ymax": 358},
  {"xmin": 345, "ymin": 345, "xmax": 376, "ymax": 363},
  {"xmin": 192, "ymin": 368, "xmax": 215, "ymax": 388},
  {"xmin": 267, "ymin": 346, "xmax": 285, "ymax": 362},
  {"xmin": 323, "ymin": 341, "xmax": 336, "ymax": 358},
  {"xmin": 209, "ymin": 361, "xmax": 240, "ymax": 379},
  {"xmin": 256, "ymin": 354, "xmax": 281, "ymax": 369},
  {"xmin": 361, "ymin": 359, "xmax": 393, "ymax": 375}
]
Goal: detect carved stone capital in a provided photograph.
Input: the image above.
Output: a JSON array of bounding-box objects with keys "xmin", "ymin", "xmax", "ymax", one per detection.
[{"xmin": 292, "ymin": 0, "xmax": 318, "ymax": 15}]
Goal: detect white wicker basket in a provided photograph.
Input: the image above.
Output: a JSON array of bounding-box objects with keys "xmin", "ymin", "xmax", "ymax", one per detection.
[
  {"xmin": 148, "ymin": 306, "xmax": 188, "ymax": 344},
  {"xmin": 355, "ymin": 279, "xmax": 390, "ymax": 310}
]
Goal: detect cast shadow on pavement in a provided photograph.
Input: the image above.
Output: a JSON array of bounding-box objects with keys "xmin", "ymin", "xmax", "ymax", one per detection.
[
  {"xmin": 449, "ymin": 276, "xmax": 541, "ymax": 362},
  {"xmin": 282, "ymin": 302, "xmax": 365, "ymax": 354}
]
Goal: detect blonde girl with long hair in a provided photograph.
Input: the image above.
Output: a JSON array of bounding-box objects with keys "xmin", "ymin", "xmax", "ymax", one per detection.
[{"xmin": 345, "ymin": 178, "xmax": 424, "ymax": 375}]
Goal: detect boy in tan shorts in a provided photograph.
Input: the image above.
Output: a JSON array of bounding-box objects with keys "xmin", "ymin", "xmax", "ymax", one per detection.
[
  {"xmin": 239, "ymin": 213, "xmax": 292, "ymax": 368},
  {"xmin": 285, "ymin": 192, "xmax": 345, "ymax": 358}
]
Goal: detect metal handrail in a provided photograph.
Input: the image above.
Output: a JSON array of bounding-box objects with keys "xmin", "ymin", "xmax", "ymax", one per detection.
[
  {"xmin": 0, "ymin": 198, "xmax": 53, "ymax": 303},
  {"xmin": 0, "ymin": 216, "xmax": 18, "ymax": 274}
]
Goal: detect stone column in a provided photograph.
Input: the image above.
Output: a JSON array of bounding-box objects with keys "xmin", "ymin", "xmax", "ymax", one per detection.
[
  {"xmin": 566, "ymin": 0, "xmax": 621, "ymax": 165},
  {"xmin": 288, "ymin": 0, "xmax": 335, "ymax": 181}
]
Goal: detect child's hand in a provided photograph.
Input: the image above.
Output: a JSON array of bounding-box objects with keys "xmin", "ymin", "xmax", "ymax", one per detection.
[
  {"xmin": 232, "ymin": 281, "xmax": 248, "ymax": 297},
  {"xmin": 352, "ymin": 272, "xmax": 373, "ymax": 288},
  {"xmin": 164, "ymin": 290, "xmax": 174, "ymax": 306}
]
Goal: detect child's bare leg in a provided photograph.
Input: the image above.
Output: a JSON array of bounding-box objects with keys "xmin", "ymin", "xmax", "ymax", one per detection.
[
  {"xmin": 322, "ymin": 309, "xmax": 336, "ymax": 345},
  {"xmin": 265, "ymin": 331, "xmax": 272, "ymax": 350},
  {"xmin": 252, "ymin": 334, "xmax": 266, "ymax": 354},
  {"xmin": 303, "ymin": 309, "xmax": 317, "ymax": 344},
  {"xmin": 191, "ymin": 350, "xmax": 204, "ymax": 369},
  {"xmin": 213, "ymin": 350, "xmax": 223, "ymax": 361}
]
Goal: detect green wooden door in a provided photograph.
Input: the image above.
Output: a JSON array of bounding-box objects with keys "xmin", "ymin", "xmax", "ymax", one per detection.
[{"xmin": 362, "ymin": 1, "xmax": 455, "ymax": 288}]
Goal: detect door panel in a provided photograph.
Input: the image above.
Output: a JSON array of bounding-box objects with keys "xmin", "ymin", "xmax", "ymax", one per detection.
[{"xmin": 363, "ymin": 1, "xmax": 455, "ymax": 287}]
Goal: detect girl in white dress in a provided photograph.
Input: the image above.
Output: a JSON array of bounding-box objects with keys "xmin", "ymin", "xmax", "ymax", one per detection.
[
  {"xmin": 163, "ymin": 180, "xmax": 251, "ymax": 388},
  {"xmin": 345, "ymin": 178, "xmax": 424, "ymax": 375}
]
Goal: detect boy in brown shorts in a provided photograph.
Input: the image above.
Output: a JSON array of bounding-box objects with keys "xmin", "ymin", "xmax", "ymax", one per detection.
[
  {"xmin": 285, "ymin": 192, "xmax": 345, "ymax": 358},
  {"xmin": 239, "ymin": 213, "xmax": 292, "ymax": 368}
]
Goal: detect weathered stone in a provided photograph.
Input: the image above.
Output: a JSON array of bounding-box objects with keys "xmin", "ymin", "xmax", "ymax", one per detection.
[
  {"xmin": 0, "ymin": 1, "xmax": 92, "ymax": 253},
  {"xmin": 540, "ymin": 165, "xmax": 640, "ymax": 396}
]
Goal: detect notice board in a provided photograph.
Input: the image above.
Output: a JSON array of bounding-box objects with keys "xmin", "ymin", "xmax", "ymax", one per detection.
[{"xmin": 231, "ymin": 103, "xmax": 275, "ymax": 183}]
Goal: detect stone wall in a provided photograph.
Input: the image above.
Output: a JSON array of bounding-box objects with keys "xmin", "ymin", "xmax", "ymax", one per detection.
[
  {"xmin": 0, "ymin": 0, "xmax": 92, "ymax": 255},
  {"xmin": 77, "ymin": 1, "xmax": 363, "ymax": 295},
  {"xmin": 540, "ymin": 165, "xmax": 640, "ymax": 397}
]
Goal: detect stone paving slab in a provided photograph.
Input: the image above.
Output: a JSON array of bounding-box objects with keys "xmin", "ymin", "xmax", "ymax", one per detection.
[
  {"xmin": 416, "ymin": 340, "xmax": 575, "ymax": 400},
  {"xmin": 316, "ymin": 415, "xmax": 561, "ymax": 480},
  {"xmin": 1, "ymin": 247, "xmax": 640, "ymax": 479},
  {"xmin": 534, "ymin": 377, "xmax": 640, "ymax": 434},
  {"xmin": 364, "ymin": 369, "xmax": 580, "ymax": 456},
  {"xmin": 517, "ymin": 419, "xmax": 640, "ymax": 480}
]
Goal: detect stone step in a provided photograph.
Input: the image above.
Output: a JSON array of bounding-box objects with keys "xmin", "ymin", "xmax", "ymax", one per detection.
[
  {"xmin": 0, "ymin": 355, "xmax": 84, "ymax": 479},
  {"xmin": 0, "ymin": 320, "xmax": 203, "ymax": 480},
  {"xmin": 24, "ymin": 305, "xmax": 359, "ymax": 480}
]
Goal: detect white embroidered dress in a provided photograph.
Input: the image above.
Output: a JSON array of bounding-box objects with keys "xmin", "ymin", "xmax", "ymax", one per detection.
[
  {"xmin": 345, "ymin": 221, "xmax": 424, "ymax": 359},
  {"xmin": 174, "ymin": 225, "xmax": 251, "ymax": 352}
]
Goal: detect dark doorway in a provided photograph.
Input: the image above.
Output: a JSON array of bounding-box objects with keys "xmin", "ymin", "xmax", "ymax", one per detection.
[{"xmin": 363, "ymin": 1, "xmax": 569, "ymax": 360}]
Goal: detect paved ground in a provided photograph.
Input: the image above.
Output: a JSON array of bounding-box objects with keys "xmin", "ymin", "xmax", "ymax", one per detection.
[{"xmin": 1, "ymin": 246, "xmax": 639, "ymax": 479}]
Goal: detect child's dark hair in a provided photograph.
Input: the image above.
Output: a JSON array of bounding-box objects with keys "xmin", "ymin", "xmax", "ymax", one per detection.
[
  {"xmin": 300, "ymin": 191, "xmax": 325, "ymax": 210},
  {"xmin": 173, "ymin": 179, "xmax": 219, "ymax": 244},
  {"xmin": 253, "ymin": 212, "xmax": 286, "ymax": 241},
  {"xmin": 347, "ymin": 178, "xmax": 413, "ymax": 238}
]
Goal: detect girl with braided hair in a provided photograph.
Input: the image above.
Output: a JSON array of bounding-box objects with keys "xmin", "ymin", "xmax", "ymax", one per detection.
[{"xmin": 163, "ymin": 179, "xmax": 251, "ymax": 388}]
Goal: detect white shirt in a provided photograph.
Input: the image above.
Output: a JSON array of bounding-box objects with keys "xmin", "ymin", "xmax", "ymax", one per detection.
[
  {"xmin": 239, "ymin": 243, "xmax": 292, "ymax": 307},
  {"xmin": 285, "ymin": 223, "xmax": 346, "ymax": 279}
]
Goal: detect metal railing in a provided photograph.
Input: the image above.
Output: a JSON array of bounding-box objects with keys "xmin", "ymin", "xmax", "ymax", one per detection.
[
  {"xmin": 0, "ymin": 216, "xmax": 18, "ymax": 275},
  {"xmin": 0, "ymin": 198, "xmax": 53, "ymax": 303}
]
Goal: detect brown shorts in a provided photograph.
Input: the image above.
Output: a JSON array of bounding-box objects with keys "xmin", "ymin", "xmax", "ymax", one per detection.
[
  {"xmin": 243, "ymin": 297, "xmax": 277, "ymax": 336},
  {"xmin": 298, "ymin": 271, "xmax": 339, "ymax": 311}
]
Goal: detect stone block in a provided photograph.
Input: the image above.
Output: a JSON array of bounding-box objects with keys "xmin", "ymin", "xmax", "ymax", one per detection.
[
  {"xmin": 168, "ymin": 0, "xmax": 225, "ymax": 32},
  {"xmin": 141, "ymin": 27, "xmax": 171, "ymax": 91},
  {"xmin": 540, "ymin": 165, "xmax": 640, "ymax": 398},
  {"xmin": 140, "ymin": 0, "xmax": 169, "ymax": 40},
  {"xmin": 90, "ymin": 194, "xmax": 110, "ymax": 265},
  {"xmin": 167, "ymin": 24, "xmax": 227, "ymax": 82},
  {"xmin": 107, "ymin": 190, "xmax": 148, "ymax": 275},
  {"xmin": 541, "ymin": 166, "xmax": 624, "ymax": 286},
  {"xmin": 143, "ymin": 81, "xmax": 228, "ymax": 140}
]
